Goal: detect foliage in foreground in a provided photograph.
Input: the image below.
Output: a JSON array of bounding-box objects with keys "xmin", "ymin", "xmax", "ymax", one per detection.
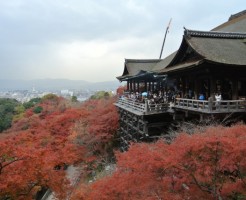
[
  {"xmin": 74, "ymin": 124, "xmax": 246, "ymax": 200},
  {"xmin": 0, "ymin": 95, "xmax": 119, "ymax": 199}
]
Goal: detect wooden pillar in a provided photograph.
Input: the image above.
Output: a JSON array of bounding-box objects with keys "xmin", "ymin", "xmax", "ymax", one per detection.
[
  {"xmin": 144, "ymin": 123, "xmax": 149, "ymax": 137},
  {"xmin": 127, "ymin": 81, "xmax": 130, "ymax": 91},
  {"xmin": 144, "ymin": 80, "xmax": 147, "ymax": 91},
  {"xmin": 210, "ymin": 77, "xmax": 216, "ymax": 98},
  {"xmin": 232, "ymin": 79, "xmax": 238, "ymax": 100},
  {"xmin": 194, "ymin": 79, "xmax": 198, "ymax": 99},
  {"xmin": 180, "ymin": 77, "xmax": 185, "ymax": 97},
  {"xmin": 137, "ymin": 82, "xmax": 140, "ymax": 92},
  {"xmin": 137, "ymin": 117, "xmax": 140, "ymax": 133},
  {"xmin": 133, "ymin": 81, "xmax": 136, "ymax": 92},
  {"xmin": 200, "ymin": 114, "xmax": 204, "ymax": 121}
]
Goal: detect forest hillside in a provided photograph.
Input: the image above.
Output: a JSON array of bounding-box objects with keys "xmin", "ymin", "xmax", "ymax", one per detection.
[{"xmin": 0, "ymin": 93, "xmax": 245, "ymax": 200}]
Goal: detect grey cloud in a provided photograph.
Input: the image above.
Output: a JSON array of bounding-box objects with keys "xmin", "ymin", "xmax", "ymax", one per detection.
[{"xmin": 0, "ymin": 0, "xmax": 244, "ymax": 81}]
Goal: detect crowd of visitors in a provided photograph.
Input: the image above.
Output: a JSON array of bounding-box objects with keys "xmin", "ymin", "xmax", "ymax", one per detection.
[
  {"xmin": 120, "ymin": 89, "xmax": 180, "ymax": 104},
  {"xmin": 118, "ymin": 89, "xmax": 229, "ymax": 112},
  {"xmin": 120, "ymin": 89, "xmax": 223, "ymax": 105}
]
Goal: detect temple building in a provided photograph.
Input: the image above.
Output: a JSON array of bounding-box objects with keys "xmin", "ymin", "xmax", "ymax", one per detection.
[{"xmin": 115, "ymin": 11, "xmax": 246, "ymax": 149}]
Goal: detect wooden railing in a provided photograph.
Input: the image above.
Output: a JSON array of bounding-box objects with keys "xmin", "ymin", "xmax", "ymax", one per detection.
[
  {"xmin": 115, "ymin": 97, "xmax": 246, "ymax": 115},
  {"xmin": 115, "ymin": 98, "xmax": 169, "ymax": 115},
  {"xmin": 174, "ymin": 98, "xmax": 246, "ymax": 113}
]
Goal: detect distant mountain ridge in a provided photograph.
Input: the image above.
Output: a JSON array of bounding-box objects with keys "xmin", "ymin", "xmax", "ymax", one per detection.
[{"xmin": 0, "ymin": 79, "xmax": 122, "ymax": 91}]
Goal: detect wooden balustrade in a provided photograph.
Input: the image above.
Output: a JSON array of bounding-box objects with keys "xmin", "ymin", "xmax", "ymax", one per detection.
[
  {"xmin": 116, "ymin": 97, "xmax": 246, "ymax": 115},
  {"xmin": 115, "ymin": 97, "xmax": 246, "ymax": 115},
  {"xmin": 116, "ymin": 98, "xmax": 169, "ymax": 115},
  {"xmin": 174, "ymin": 98, "xmax": 246, "ymax": 113}
]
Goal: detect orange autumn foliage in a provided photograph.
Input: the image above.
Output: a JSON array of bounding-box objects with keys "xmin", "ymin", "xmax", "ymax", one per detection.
[
  {"xmin": 0, "ymin": 131, "xmax": 79, "ymax": 200},
  {"xmin": 0, "ymin": 96, "xmax": 119, "ymax": 199},
  {"xmin": 73, "ymin": 98, "xmax": 119, "ymax": 156},
  {"xmin": 0, "ymin": 97, "xmax": 83, "ymax": 199},
  {"xmin": 116, "ymin": 85, "xmax": 127, "ymax": 96},
  {"xmin": 87, "ymin": 124, "xmax": 246, "ymax": 200}
]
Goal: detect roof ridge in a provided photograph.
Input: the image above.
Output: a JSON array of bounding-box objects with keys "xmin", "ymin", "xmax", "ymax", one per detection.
[
  {"xmin": 184, "ymin": 28, "xmax": 246, "ymax": 39},
  {"xmin": 229, "ymin": 10, "xmax": 246, "ymax": 21},
  {"xmin": 125, "ymin": 59, "xmax": 161, "ymax": 63}
]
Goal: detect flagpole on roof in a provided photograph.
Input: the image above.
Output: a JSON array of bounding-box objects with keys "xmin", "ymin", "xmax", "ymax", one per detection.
[{"xmin": 159, "ymin": 18, "xmax": 172, "ymax": 59}]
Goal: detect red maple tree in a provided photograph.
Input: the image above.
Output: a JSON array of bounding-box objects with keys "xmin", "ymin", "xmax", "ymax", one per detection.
[
  {"xmin": 0, "ymin": 131, "xmax": 81, "ymax": 199},
  {"xmin": 86, "ymin": 124, "xmax": 246, "ymax": 200},
  {"xmin": 0, "ymin": 96, "xmax": 84, "ymax": 199},
  {"xmin": 73, "ymin": 98, "xmax": 119, "ymax": 155},
  {"xmin": 1, "ymin": 95, "xmax": 119, "ymax": 199}
]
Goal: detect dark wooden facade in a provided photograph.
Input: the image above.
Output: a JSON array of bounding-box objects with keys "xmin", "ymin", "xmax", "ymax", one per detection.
[{"xmin": 160, "ymin": 29, "xmax": 246, "ymax": 101}]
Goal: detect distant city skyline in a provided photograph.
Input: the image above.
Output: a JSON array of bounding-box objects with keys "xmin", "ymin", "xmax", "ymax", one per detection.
[{"xmin": 0, "ymin": 0, "xmax": 244, "ymax": 82}]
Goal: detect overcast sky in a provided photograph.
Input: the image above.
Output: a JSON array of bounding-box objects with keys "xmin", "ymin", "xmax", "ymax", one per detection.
[{"xmin": 0, "ymin": 0, "xmax": 244, "ymax": 82}]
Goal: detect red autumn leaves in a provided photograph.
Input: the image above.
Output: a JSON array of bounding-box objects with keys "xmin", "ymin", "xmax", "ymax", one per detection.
[
  {"xmin": 0, "ymin": 96, "xmax": 118, "ymax": 199},
  {"xmin": 87, "ymin": 125, "xmax": 246, "ymax": 200}
]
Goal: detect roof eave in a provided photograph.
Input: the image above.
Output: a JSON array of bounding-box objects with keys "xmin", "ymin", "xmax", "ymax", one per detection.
[{"xmin": 159, "ymin": 59, "xmax": 205, "ymax": 74}]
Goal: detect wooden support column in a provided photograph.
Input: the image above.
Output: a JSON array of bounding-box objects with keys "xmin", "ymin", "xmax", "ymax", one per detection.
[
  {"xmin": 144, "ymin": 123, "xmax": 149, "ymax": 136},
  {"xmin": 130, "ymin": 80, "xmax": 133, "ymax": 91},
  {"xmin": 133, "ymin": 81, "xmax": 136, "ymax": 92},
  {"xmin": 194, "ymin": 79, "xmax": 198, "ymax": 99},
  {"xmin": 126, "ymin": 112, "xmax": 129, "ymax": 133},
  {"xmin": 210, "ymin": 77, "xmax": 216, "ymax": 98},
  {"xmin": 200, "ymin": 114, "xmax": 204, "ymax": 121},
  {"xmin": 137, "ymin": 117, "xmax": 140, "ymax": 133},
  {"xmin": 232, "ymin": 79, "xmax": 238, "ymax": 100}
]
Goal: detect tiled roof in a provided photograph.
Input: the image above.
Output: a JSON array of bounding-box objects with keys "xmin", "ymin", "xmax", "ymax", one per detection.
[
  {"xmin": 212, "ymin": 10, "xmax": 246, "ymax": 32},
  {"xmin": 117, "ymin": 59, "xmax": 160, "ymax": 81},
  {"xmin": 158, "ymin": 60, "xmax": 204, "ymax": 73},
  {"xmin": 151, "ymin": 51, "xmax": 177, "ymax": 72},
  {"xmin": 186, "ymin": 30, "xmax": 246, "ymax": 65},
  {"xmin": 229, "ymin": 10, "xmax": 246, "ymax": 21},
  {"xmin": 184, "ymin": 29, "xmax": 246, "ymax": 39}
]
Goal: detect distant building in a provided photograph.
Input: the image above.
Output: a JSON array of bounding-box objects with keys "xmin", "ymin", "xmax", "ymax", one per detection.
[{"xmin": 61, "ymin": 90, "xmax": 69, "ymax": 95}]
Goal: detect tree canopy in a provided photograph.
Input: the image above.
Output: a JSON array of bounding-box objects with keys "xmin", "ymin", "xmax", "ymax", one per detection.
[
  {"xmin": 1, "ymin": 92, "xmax": 246, "ymax": 200},
  {"xmin": 79, "ymin": 125, "xmax": 246, "ymax": 200},
  {"xmin": 0, "ymin": 95, "xmax": 119, "ymax": 199},
  {"xmin": 0, "ymin": 98, "xmax": 20, "ymax": 132}
]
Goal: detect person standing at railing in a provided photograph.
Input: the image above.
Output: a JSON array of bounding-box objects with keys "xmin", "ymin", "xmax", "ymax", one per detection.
[
  {"xmin": 215, "ymin": 93, "xmax": 222, "ymax": 109},
  {"xmin": 198, "ymin": 93, "xmax": 205, "ymax": 109},
  {"xmin": 188, "ymin": 89, "xmax": 194, "ymax": 99},
  {"xmin": 215, "ymin": 93, "xmax": 222, "ymax": 101},
  {"xmin": 199, "ymin": 93, "xmax": 205, "ymax": 100}
]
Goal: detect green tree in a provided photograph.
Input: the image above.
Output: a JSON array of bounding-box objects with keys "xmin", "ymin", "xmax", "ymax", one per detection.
[
  {"xmin": 90, "ymin": 91, "xmax": 112, "ymax": 100},
  {"xmin": 23, "ymin": 97, "xmax": 41, "ymax": 109},
  {"xmin": 33, "ymin": 106, "xmax": 43, "ymax": 114},
  {"xmin": 71, "ymin": 95, "xmax": 78, "ymax": 102},
  {"xmin": 13, "ymin": 105, "xmax": 26, "ymax": 121},
  {"xmin": 0, "ymin": 98, "xmax": 20, "ymax": 132}
]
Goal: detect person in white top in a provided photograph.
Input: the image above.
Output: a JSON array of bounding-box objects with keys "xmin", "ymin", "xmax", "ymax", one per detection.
[
  {"xmin": 215, "ymin": 93, "xmax": 222, "ymax": 108},
  {"xmin": 215, "ymin": 93, "xmax": 222, "ymax": 101}
]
